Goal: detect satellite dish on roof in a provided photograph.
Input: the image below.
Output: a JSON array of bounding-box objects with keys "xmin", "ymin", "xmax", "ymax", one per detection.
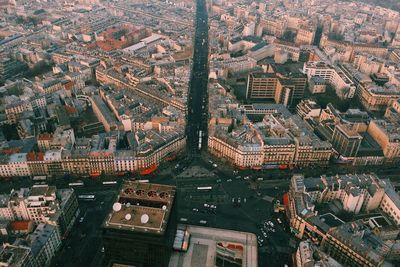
[
  {"xmin": 162, "ymin": 205, "xmax": 167, "ymax": 210},
  {"xmin": 125, "ymin": 214, "xmax": 132, "ymax": 220},
  {"xmin": 112, "ymin": 202, "xmax": 122, "ymax": 212},
  {"xmin": 141, "ymin": 214, "xmax": 149, "ymax": 224}
]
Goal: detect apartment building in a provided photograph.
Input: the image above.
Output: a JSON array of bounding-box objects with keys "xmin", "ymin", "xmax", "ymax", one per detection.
[
  {"xmin": 61, "ymin": 149, "xmax": 90, "ymax": 175},
  {"xmin": 322, "ymin": 221, "xmax": 392, "ymax": 267},
  {"xmin": 5, "ymin": 100, "xmax": 33, "ymax": 124},
  {"xmin": 208, "ymin": 104, "xmax": 332, "ymax": 168},
  {"xmin": 35, "ymin": 79, "xmax": 63, "ymax": 94},
  {"xmin": 357, "ymin": 82, "xmax": 400, "ymax": 112},
  {"xmin": 0, "ymin": 185, "xmax": 79, "ymax": 235},
  {"xmin": 296, "ymin": 100, "xmax": 321, "ymax": 119},
  {"xmin": 367, "ymin": 120, "xmax": 400, "ymax": 160},
  {"xmin": 114, "ymin": 150, "xmax": 135, "ymax": 172},
  {"xmin": 331, "ymin": 124, "xmax": 363, "ymax": 157},
  {"xmin": 295, "ymin": 26, "xmax": 315, "ymax": 46},
  {"xmin": 8, "ymin": 153, "xmax": 30, "ymax": 177},
  {"xmin": 259, "ymin": 17, "xmax": 286, "ymax": 38},
  {"xmin": 295, "ymin": 240, "xmax": 342, "ymax": 267},
  {"xmin": 246, "ymin": 72, "xmax": 281, "ymax": 101},
  {"xmin": 88, "ymin": 151, "xmax": 114, "ymax": 175},
  {"xmin": 309, "ymin": 76, "xmax": 327, "ymax": 94},
  {"xmin": 303, "ymin": 61, "xmax": 356, "ymax": 99},
  {"xmin": 134, "ymin": 130, "xmax": 186, "ymax": 171},
  {"xmin": 26, "ymin": 152, "xmax": 47, "ymax": 176},
  {"xmin": 27, "ymin": 223, "xmax": 61, "ymax": 267},
  {"xmin": 208, "ymin": 129, "xmax": 264, "ymax": 168},
  {"xmin": 0, "ymin": 243, "xmax": 38, "ymax": 267},
  {"xmin": 90, "ymin": 94, "xmax": 121, "ymax": 132},
  {"xmin": 246, "ymin": 66, "xmax": 307, "ymax": 106}
]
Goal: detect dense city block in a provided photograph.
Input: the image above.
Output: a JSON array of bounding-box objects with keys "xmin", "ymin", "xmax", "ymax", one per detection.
[{"xmin": 1, "ymin": 0, "xmax": 400, "ymax": 266}]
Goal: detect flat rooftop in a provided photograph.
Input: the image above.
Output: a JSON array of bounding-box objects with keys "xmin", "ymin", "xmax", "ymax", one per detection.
[
  {"xmin": 103, "ymin": 182, "xmax": 176, "ymax": 235},
  {"xmin": 319, "ymin": 213, "xmax": 345, "ymax": 228},
  {"xmin": 169, "ymin": 225, "xmax": 258, "ymax": 267},
  {"xmin": 30, "ymin": 185, "xmax": 56, "ymax": 197}
]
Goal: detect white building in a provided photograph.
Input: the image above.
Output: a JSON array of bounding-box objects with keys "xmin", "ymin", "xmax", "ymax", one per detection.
[{"xmin": 303, "ymin": 62, "xmax": 356, "ymax": 99}]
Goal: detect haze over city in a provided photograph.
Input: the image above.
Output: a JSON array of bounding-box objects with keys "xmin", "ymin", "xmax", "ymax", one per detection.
[{"xmin": 1, "ymin": 0, "xmax": 400, "ymax": 266}]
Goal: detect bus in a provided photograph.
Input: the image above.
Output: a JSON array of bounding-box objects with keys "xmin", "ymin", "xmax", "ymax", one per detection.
[
  {"xmin": 197, "ymin": 186, "xmax": 212, "ymax": 191},
  {"xmin": 78, "ymin": 195, "xmax": 96, "ymax": 201},
  {"xmin": 69, "ymin": 181, "xmax": 84, "ymax": 187},
  {"xmin": 33, "ymin": 176, "xmax": 47, "ymax": 181},
  {"xmin": 102, "ymin": 181, "xmax": 117, "ymax": 185}
]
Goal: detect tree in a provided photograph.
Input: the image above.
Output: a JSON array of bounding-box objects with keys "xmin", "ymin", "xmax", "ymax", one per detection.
[
  {"xmin": 282, "ymin": 30, "xmax": 296, "ymax": 43},
  {"xmin": 328, "ymin": 32, "xmax": 344, "ymax": 41},
  {"xmin": 24, "ymin": 60, "xmax": 53, "ymax": 78}
]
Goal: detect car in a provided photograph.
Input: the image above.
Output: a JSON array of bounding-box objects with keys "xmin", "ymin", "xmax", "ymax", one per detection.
[
  {"xmin": 238, "ymin": 197, "xmax": 241, "ymax": 203},
  {"xmin": 216, "ymin": 179, "xmax": 222, "ymax": 183},
  {"xmin": 227, "ymin": 179, "xmax": 232, "ymax": 182},
  {"xmin": 257, "ymin": 177, "xmax": 263, "ymax": 181},
  {"xmin": 212, "ymin": 163, "xmax": 218, "ymax": 168},
  {"xmin": 271, "ymin": 229, "xmax": 275, "ymax": 233},
  {"xmin": 101, "ymin": 247, "xmax": 105, "ymax": 253},
  {"xmin": 244, "ymin": 176, "xmax": 250, "ymax": 180},
  {"xmin": 79, "ymin": 217, "xmax": 84, "ymax": 223},
  {"xmin": 270, "ymin": 222, "xmax": 275, "ymax": 227},
  {"xmin": 232, "ymin": 198, "xmax": 235, "ymax": 202},
  {"xmin": 209, "ymin": 160, "xmax": 213, "ymax": 164},
  {"xmin": 277, "ymin": 218, "xmax": 282, "ymax": 224},
  {"xmin": 175, "ymin": 164, "xmax": 180, "ymax": 169},
  {"xmin": 243, "ymin": 198, "xmax": 247, "ymax": 203},
  {"xmin": 235, "ymin": 176, "xmax": 241, "ymax": 179},
  {"xmin": 263, "ymin": 232, "xmax": 267, "ymax": 238},
  {"xmin": 210, "ymin": 205, "xmax": 216, "ymax": 209},
  {"xmin": 204, "ymin": 203, "xmax": 210, "ymax": 208},
  {"xmin": 192, "ymin": 208, "xmax": 199, "ymax": 212},
  {"xmin": 199, "ymin": 220, "xmax": 207, "ymax": 224}
]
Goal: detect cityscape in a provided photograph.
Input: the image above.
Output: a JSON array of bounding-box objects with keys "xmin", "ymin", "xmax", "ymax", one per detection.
[{"xmin": 1, "ymin": 0, "xmax": 400, "ymax": 266}]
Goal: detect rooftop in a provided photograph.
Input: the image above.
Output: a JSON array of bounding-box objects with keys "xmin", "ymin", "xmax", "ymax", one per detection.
[
  {"xmin": 169, "ymin": 225, "xmax": 257, "ymax": 267},
  {"xmin": 103, "ymin": 182, "xmax": 176, "ymax": 235},
  {"xmin": 0, "ymin": 244, "xmax": 32, "ymax": 266}
]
